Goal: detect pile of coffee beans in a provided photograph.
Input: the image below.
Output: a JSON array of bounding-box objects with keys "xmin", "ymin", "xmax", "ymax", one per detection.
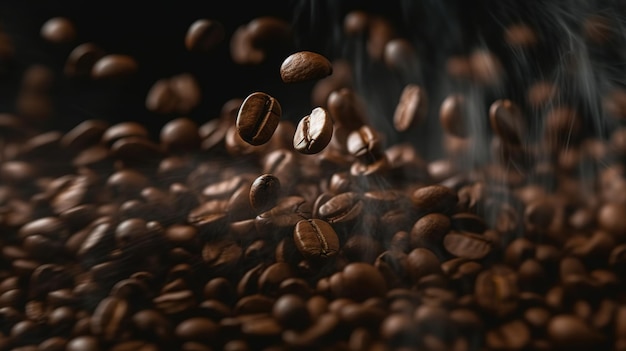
[{"xmin": 2, "ymin": 3, "xmax": 626, "ymax": 351}]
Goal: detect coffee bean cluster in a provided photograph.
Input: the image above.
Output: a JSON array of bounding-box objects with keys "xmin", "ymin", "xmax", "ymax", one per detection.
[{"xmin": 1, "ymin": 6, "xmax": 626, "ymax": 351}]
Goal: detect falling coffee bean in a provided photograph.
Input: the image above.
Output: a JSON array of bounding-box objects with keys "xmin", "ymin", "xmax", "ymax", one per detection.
[
  {"xmin": 185, "ymin": 19, "xmax": 225, "ymax": 52},
  {"xmin": 91, "ymin": 54, "xmax": 138, "ymax": 80},
  {"xmin": 236, "ymin": 92, "xmax": 282, "ymax": 146},
  {"xmin": 280, "ymin": 51, "xmax": 333, "ymax": 83},
  {"xmin": 393, "ymin": 84, "xmax": 427, "ymax": 132},
  {"xmin": 293, "ymin": 107, "xmax": 334, "ymax": 154}
]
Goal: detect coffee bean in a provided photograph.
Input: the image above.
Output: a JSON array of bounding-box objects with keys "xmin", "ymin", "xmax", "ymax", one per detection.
[
  {"xmin": 411, "ymin": 185, "xmax": 458, "ymax": 215},
  {"xmin": 169, "ymin": 73, "xmax": 201, "ymax": 114},
  {"xmin": 146, "ymin": 79, "xmax": 178, "ymax": 114},
  {"xmin": 410, "ymin": 213, "xmax": 451, "ymax": 249},
  {"xmin": 384, "ymin": 39, "xmax": 418, "ymax": 73},
  {"xmin": 39, "ymin": 337, "xmax": 68, "ymax": 351},
  {"xmin": 439, "ymin": 94, "xmax": 467, "ymax": 138},
  {"xmin": 293, "ymin": 219, "xmax": 339, "ymax": 260},
  {"xmin": 160, "ymin": 117, "xmax": 201, "ymax": 153},
  {"xmin": 258, "ymin": 262, "xmax": 294, "ymax": 296},
  {"xmin": 272, "ymin": 294, "xmax": 310, "ymax": 330},
  {"xmin": 548, "ymin": 314, "xmax": 605, "ymax": 350},
  {"xmin": 393, "ymin": 84, "xmax": 427, "ymax": 132},
  {"xmin": 293, "ymin": 107, "xmax": 334, "ymax": 154},
  {"xmin": 64, "ymin": 43, "xmax": 106, "ymax": 78},
  {"xmin": 282, "ymin": 312, "xmax": 339, "ymax": 349},
  {"xmin": 406, "ymin": 248, "xmax": 441, "ymax": 283},
  {"xmin": 317, "ymin": 191, "xmax": 363, "ymax": 224},
  {"xmin": 346, "ymin": 125, "xmax": 382, "ymax": 160},
  {"xmin": 66, "ymin": 336, "xmax": 100, "ymax": 351},
  {"xmin": 153, "ymin": 290, "xmax": 196, "ymax": 315},
  {"xmin": 326, "ymin": 88, "xmax": 368, "ymax": 131},
  {"xmin": 343, "ymin": 11, "xmax": 369, "ymax": 35},
  {"xmin": 90, "ymin": 297, "xmax": 128, "ymax": 342},
  {"xmin": 443, "ymin": 231, "xmax": 492, "ymax": 260},
  {"xmin": 489, "ymin": 99, "xmax": 525, "ymax": 146},
  {"xmin": 91, "ymin": 54, "xmax": 138, "ymax": 80},
  {"xmin": 280, "ymin": 51, "xmax": 332, "ymax": 83},
  {"xmin": 185, "ymin": 19, "xmax": 225, "ymax": 52},
  {"xmin": 485, "ymin": 319, "xmax": 530, "ymax": 350},
  {"xmin": 175, "ymin": 318, "xmax": 218, "ymax": 343},
  {"xmin": 329, "ymin": 262, "xmax": 387, "ymax": 301},
  {"xmin": 367, "ymin": 16, "xmax": 397, "ymax": 61},
  {"xmin": 236, "ymin": 92, "xmax": 281, "ymax": 146},
  {"xmin": 40, "ymin": 17, "xmax": 76, "ymax": 44},
  {"xmin": 249, "ymin": 174, "xmax": 281, "ymax": 213},
  {"xmin": 475, "ymin": 265, "xmax": 519, "ymax": 317}
]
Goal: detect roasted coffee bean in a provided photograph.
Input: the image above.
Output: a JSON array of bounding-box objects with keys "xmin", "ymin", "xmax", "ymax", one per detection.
[
  {"xmin": 249, "ymin": 174, "xmax": 281, "ymax": 213},
  {"xmin": 40, "ymin": 17, "xmax": 76, "ymax": 43},
  {"xmin": 318, "ymin": 191, "xmax": 363, "ymax": 224},
  {"xmin": 234, "ymin": 294, "xmax": 274, "ymax": 315},
  {"xmin": 293, "ymin": 107, "xmax": 334, "ymax": 154},
  {"xmin": 153, "ymin": 290, "xmax": 196, "ymax": 315},
  {"xmin": 384, "ymin": 38, "xmax": 418, "ymax": 73},
  {"xmin": 91, "ymin": 54, "xmax": 138, "ymax": 79},
  {"xmin": 443, "ymin": 231, "xmax": 493, "ymax": 260},
  {"xmin": 90, "ymin": 297, "xmax": 128, "ymax": 342},
  {"xmin": 485, "ymin": 319, "xmax": 530, "ymax": 350},
  {"xmin": 293, "ymin": 219, "xmax": 340, "ymax": 260},
  {"xmin": 411, "ymin": 185, "xmax": 458, "ymax": 214},
  {"xmin": 185, "ymin": 19, "xmax": 225, "ymax": 52},
  {"xmin": 146, "ymin": 79, "xmax": 178, "ymax": 114},
  {"xmin": 346, "ymin": 125, "xmax": 382, "ymax": 160},
  {"xmin": 343, "ymin": 10, "xmax": 369, "ymax": 35},
  {"xmin": 64, "ymin": 43, "xmax": 106, "ymax": 78},
  {"xmin": 282, "ymin": 312, "xmax": 339, "ymax": 349},
  {"xmin": 160, "ymin": 117, "xmax": 201, "ymax": 153},
  {"xmin": 406, "ymin": 248, "xmax": 441, "ymax": 283},
  {"xmin": 329, "ymin": 262, "xmax": 387, "ymax": 301},
  {"xmin": 410, "ymin": 213, "xmax": 451, "ymax": 249},
  {"xmin": 280, "ymin": 51, "xmax": 332, "ymax": 83},
  {"xmin": 489, "ymin": 99, "xmax": 526, "ymax": 146},
  {"xmin": 132, "ymin": 309, "xmax": 173, "ymax": 341},
  {"xmin": 102, "ymin": 122, "xmax": 148, "ymax": 146},
  {"xmin": 548, "ymin": 314, "xmax": 605, "ymax": 350},
  {"xmin": 61, "ymin": 119, "xmax": 108, "ymax": 151},
  {"xmin": 272, "ymin": 294, "xmax": 310, "ymax": 330},
  {"xmin": 66, "ymin": 336, "xmax": 100, "ymax": 351},
  {"xmin": 258, "ymin": 262, "xmax": 294, "ymax": 296},
  {"xmin": 393, "ymin": 84, "xmax": 427, "ymax": 132},
  {"xmin": 327, "ymin": 88, "xmax": 367, "ymax": 131},
  {"xmin": 236, "ymin": 92, "xmax": 281, "ymax": 146},
  {"xmin": 38, "ymin": 337, "xmax": 68, "ymax": 351},
  {"xmin": 175, "ymin": 318, "xmax": 218, "ymax": 343},
  {"xmin": 439, "ymin": 94, "xmax": 467, "ymax": 138},
  {"xmin": 475, "ymin": 265, "xmax": 519, "ymax": 317}
]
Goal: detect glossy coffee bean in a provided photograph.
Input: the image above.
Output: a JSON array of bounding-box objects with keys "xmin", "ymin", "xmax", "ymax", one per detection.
[
  {"xmin": 280, "ymin": 51, "xmax": 332, "ymax": 83},
  {"xmin": 236, "ymin": 92, "xmax": 282, "ymax": 146},
  {"xmin": 293, "ymin": 107, "xmax": 334, "ymax": 154},
  {"xmin": 293, "ymin": 219, "xmax": 339, "ymax": 260},
  {"xmin": 489, "ymin": 99, "xmax": 525, "ymax": 146}
]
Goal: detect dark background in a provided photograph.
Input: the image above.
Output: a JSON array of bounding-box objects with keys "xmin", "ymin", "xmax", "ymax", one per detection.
[{"xmin": 1, "ymin": 0, "xmax": 624, "ymax": 142}]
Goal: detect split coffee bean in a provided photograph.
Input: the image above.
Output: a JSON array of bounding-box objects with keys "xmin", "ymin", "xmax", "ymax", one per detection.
[
  {"xmin": 293, "ymin": 107, "xmax": 334, "ymax": 154},
  {"xmin": 236, "ymin": 92, "xmax": 282, "ymax": 146}
]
